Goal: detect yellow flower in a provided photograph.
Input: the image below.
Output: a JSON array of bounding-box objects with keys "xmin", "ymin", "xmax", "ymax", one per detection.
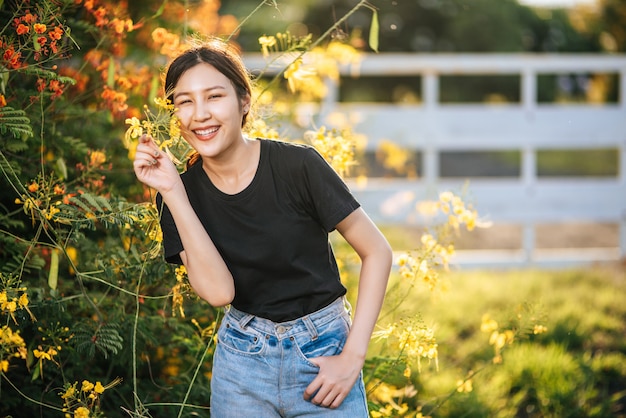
[
  {"xmin": 81, "ymin": 380, "xmax": 94, "ymax": 392},
  {"xmin": 175, "ymin": 265, "xmax": 187, "ymax": 282},
  {"xmin": 89, "ymin": 150, "xmax": 106, "ymax": 167},
  {"xmin": 480, "ymin": 314, "xmax": 499, "ymax": 333},
  {"xmin": 456, "ymin": 378, "xmax": 473, "ymax": 393},
  {"xmin": 169, "ymin": 115, "xmax": 181, "ymax": 140},
  {"xmin": 258, "ymin": 35, "xmax": 276, "ymax": 57},
  {"xmin": 439, "ymin": 191, "xmax": 454, "ymax": 203},
  {"xmin": 0, "ymin": 360, "xmax": 8, "ymax": 372},
  {"xmin": 3, "ymin": 300, "xmax": 17, "ymax": 314},
  {"xmin": 74, "ymin": 406, "xmax": 90, "ymax": 418},
  {"xmin": 124, "ymin": 116, "xmax": 143, "ymax": 144},
  {"xmin": 283, "ymin": 58, "xmax": 317, "ymax": 94},
  {"xmin": 33, "ymin": 348, "xmax": 51, "ymax": 361},
  {"xmin": 154, "ymin": 96, "xmax": 175, "ymax": 111},
  {"xmin": 61, "ymin": 384, "xmax": 76, "ymax": 399},
  {"xmin": 94, "ymin": 381, "xmax": 105, "ymax": 394}
]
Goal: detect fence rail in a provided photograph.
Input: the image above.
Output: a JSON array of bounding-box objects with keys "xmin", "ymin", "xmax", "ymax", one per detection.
[{"xmin": 245, "ymin": 53, "xmax": 626, "ymax": 268}]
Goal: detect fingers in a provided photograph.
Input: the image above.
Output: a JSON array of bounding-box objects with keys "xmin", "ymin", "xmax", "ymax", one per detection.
[
  {"xmin": 303, "ymin": 375, "xmax": 347, "ymax": 409},
  {"xmin": 304, "ymin": 382, "xmax": 345, "ymax": 409},
  {"xmin": 134, "ymin": 135, "xmax": 161, "ymax": 168}
]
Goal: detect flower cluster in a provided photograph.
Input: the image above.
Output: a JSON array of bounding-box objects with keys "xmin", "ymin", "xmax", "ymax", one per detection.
[
  {"xmin": 481, "ymin": 310, "xmax": 547, "ymax": 364},
  {"xmin": 304, "ymin": 126, "xmax": 357, "ymax": 177},
  {"xmin": 78, "ymin": 0, "xmax": 136, "ymax": 55},
  {"xmin": 125, "ymin": 97, "xmax": 190, "ymax": 167},
  {"xmin": 1, "ymin": 7, "xmax": 71, "ymax": 104},
  {"xmin": 1, "ymin": 274, "xmax": 36, "ymax": 325},
  {"xmin": 9, "ymin": 9, "xmax": 66, "ymax": 65},
  {"xmin": 368, "ymin": 382, "xmax": 422, "ymax": 418},
  {"xmin": 15, "ymin": 175, "xmax": 67, "ymax": 224},
  {"xmin": 151, "ymin": 27, "xmax": 188, "ymax": 59},
  {"xmin": 60, "ymin": 377, "xmax": 122, "ymax": 418},
  {"xmin": 258, "ymin": 33, "xmax": 361, "ymax": 102},
  {"xmin": 396, "ymin": 233, "xmax": 454, "ymax": 292},
  {"xmin": 373, "ymin": 316, "xmax": 439, "ymax": 374},
  {"xmin": 171, "ymin": 265, "xmax": 191, "ymax": 317},
  {"xmin": 0, "ymin": 325, "xmax": 27, "ymax": 374},
  {"xmin": 437, "ymin": 191, "xmax": 479, "ymax": 232}
]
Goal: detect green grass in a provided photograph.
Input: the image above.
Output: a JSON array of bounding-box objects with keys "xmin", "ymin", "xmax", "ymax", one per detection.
[{"xmin": 335, "ymin": 235, "xmax": 626, "ymax": 418}]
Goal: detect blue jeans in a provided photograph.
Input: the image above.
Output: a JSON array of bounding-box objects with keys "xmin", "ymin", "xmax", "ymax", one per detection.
[{"xmin": 210, "ymin": 297, "xmax": 369, "ymax": 417}]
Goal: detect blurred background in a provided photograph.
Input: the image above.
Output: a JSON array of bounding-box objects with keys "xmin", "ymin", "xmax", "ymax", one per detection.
[{"xmin": 213, "ymin": 0, "xmax": 626, "ymax": 268}]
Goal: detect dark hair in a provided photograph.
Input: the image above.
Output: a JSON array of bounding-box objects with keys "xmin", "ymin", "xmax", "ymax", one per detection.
[{"xmin": 164, "ymin": 39, "xmax": 252, "ymax": 168}]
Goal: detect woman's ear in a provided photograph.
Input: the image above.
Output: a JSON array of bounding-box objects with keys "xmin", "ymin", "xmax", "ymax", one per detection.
[{"xmin": 242, "ymin": 94, "xmax": 251, "ymax": 114}]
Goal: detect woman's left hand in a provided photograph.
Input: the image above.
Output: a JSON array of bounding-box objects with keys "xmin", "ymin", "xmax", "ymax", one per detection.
[{"xmin": 303, "ymin": 351, "xmax": 364, "ymax": 409}]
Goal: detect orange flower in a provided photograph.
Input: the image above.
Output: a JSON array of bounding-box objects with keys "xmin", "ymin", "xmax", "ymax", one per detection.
[
  {"xmin": 49, "ymin": 26, "xmax": 63, "ymax": 41},
  {"xmin": 22, "ymin": 12, "xmax": 37, "ymax": 24},
  {"xmin": 36, "ymin": 78, "xmax": 46, "ymax": 92},
  {"xmin": 34, "ymin": 23, "xmax": 47, "ymax": 34},
  {"xmin": 0, "ymin": 94, "xmax": 6, "ymax": 107},
  {"xmin": 16, "ymin": 24, "xmax": 30, "ymax": 35},
  {"xmin": 28, "ymin": 183, "xmax": 39, "ymax": 192},
  {"xmin": 89, "ymin": 150, "xmax": 106, "ymax": 167},
  {"xmin": 151, "ymin": 27, "xmax": 168, "ymax": 43},
  {"xmin": 37, "ymin": 36, "xmax": 47, "ymax": 46},
  {"xmin": 48, "ymin": 80, "xmax": 64, "ymax": 98},
  {"xmin": 3, "ymin": 47, "xmax": 22, "ymax": 69},
  {"xmin": 93, "ymin": 7, "xmax": 108, "ymax": 27}
]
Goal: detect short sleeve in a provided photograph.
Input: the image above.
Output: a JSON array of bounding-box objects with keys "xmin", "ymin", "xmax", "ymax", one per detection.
[
  {"xmin": 300, "ymin": 146, "xmax": 360, "ymax": 232},
  {"xmin": 156, "ymin": 193, "xmax": 184, "ymax": 264}
]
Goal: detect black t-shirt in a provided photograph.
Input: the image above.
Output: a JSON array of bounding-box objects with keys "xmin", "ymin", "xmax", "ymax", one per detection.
[{"xmin": 158, "ymin": 139, "xmax": 361, "ymax": 322}]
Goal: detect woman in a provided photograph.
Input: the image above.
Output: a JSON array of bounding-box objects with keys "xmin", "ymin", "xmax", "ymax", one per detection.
[{"xmin": 133, "ymin": 38, "xmax": 392, "ymax": 417}]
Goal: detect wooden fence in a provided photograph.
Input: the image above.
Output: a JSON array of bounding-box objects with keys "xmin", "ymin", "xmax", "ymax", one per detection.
[{"xmin": 246, "ymin": 53, "xmax": 626, "ymax": 268}]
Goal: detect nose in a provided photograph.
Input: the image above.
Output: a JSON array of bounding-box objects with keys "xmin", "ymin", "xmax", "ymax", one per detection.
[{"xmin": 193, "ymin": 101, "xmax": 211, "ymax": 121}]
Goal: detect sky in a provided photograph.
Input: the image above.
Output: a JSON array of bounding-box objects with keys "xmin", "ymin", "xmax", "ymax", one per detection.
[{"xmin": 518, "ymin": 0, "xmax": 597, "ymax": 7}]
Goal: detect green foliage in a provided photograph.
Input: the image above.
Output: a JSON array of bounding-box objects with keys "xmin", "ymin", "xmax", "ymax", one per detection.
[
  {"xmin": 0, "ymin": 107, "xmax": 33, "ymax": 139},
  {"xmin": 74, "ymin": 322, "xmax": 125, "ymax": 359},
  {"xmin": 1, "ymin": 0, "xmax": 624, "ymax": 417}
]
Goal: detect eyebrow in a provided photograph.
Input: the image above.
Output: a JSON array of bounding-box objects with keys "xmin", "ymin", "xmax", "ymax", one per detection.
[{"xmin": 173, "ymin": 86, "xmax": 226, "ymax": 99}]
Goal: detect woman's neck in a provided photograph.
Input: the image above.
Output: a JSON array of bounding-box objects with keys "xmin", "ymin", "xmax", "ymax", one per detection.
[{"xmin": 202, "ymin": 137, "xmax": 261, "ymax": 194}]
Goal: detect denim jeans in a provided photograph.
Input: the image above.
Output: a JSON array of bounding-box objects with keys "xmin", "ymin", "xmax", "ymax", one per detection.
[{"xmin": 210, "ymin": 297, "xmax": 369, "ymax": 417}]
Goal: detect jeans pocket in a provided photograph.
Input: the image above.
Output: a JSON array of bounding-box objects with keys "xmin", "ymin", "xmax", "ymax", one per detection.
[
  {"xmin": 217, "ymin": 317, "xmax": 265, "ymax": 356},
  {"xmin": 294, "ymin": 313, "xmax": 351, "ymax": 365}
]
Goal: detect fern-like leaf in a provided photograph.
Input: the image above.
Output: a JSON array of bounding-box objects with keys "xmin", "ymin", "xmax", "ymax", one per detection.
[
  {"xmin": 0, "ymin": 107, "xmax": 33, "ymax": 139},
  {"xmin": 74, "ymin": 322, "xmax": 124, "ymax": 360}
]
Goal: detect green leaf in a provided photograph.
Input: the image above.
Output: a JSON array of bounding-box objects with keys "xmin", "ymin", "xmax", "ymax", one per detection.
[
  {"xmin": 0, "ymin": 65, "xmax": 7, "ymax": 95},
  {"xmin": 48, "ymin": 248, "xmax": 59, "ymax": 290},
  {"xmin": 369, "ymin": 10, "xmax": 380, "ymax": 53},
  {"xmin": 56, "ymin": 157, "xmax": 67, "ymax": 180},
  {"xmin": 153, "ymin": 0, "xmax": 168, "ymax": 18},
  {"xmin": 107, "ymin": 58, "xmax": 115, "ymax": 88},
  {"xmin": 31, "ymin": 362, "xmax": 40, "ymax": 381},
  {"xmin": 0, "ymin": 107, "xmax": 33, "ymax": 138}
]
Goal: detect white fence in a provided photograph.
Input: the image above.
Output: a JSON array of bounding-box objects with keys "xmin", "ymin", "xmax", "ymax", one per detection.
[{"xmin": 246, "ymin": 53, "xmax": 626, "ymax": 268}]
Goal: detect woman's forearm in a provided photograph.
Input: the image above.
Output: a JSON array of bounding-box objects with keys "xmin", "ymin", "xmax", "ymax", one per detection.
[{"xmin": 160, "ymin": 185, "xmax": 235, "ymax": 306}]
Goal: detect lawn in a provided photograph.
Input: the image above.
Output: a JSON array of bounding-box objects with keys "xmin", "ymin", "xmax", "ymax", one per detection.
[{"xmin": 336, "ymin": 224, "xmax": 626, "ymax": 418}]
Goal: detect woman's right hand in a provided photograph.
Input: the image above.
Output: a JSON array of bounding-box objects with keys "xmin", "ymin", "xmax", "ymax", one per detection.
[{"xmin": 133, "ymin": 135, "xmax": 182, "ymax": 194}]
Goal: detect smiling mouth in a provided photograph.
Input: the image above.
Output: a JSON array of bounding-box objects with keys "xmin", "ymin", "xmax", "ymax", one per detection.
[{"xmin": 193, "ymin": 127, "xmax": 219, "ymax": 136}]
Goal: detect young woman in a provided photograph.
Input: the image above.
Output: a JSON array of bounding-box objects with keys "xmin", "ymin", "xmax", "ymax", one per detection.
[{"xmin": 133, "ymin": 38, "xmax": 392, "ymax": 417}]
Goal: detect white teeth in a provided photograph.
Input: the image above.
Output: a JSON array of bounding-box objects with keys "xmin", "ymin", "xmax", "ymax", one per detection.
[{"xmin": 194, "ymin": 127, "xmax": 219, "ymax": 136}]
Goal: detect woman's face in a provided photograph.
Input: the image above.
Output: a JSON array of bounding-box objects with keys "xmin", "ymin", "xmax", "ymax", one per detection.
[{"xmin": 172, "ymin": 62, "xmax": 250, "ymax": 160}]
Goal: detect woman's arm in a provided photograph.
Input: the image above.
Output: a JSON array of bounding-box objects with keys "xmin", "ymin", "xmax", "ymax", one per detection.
[
  {"xmin": 133, "ymin": 135, "xmax": 234, "ymax": 306},
  {"xmin": 304, "ymin": 207, "xmax": 392, "ymax": 408}
]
